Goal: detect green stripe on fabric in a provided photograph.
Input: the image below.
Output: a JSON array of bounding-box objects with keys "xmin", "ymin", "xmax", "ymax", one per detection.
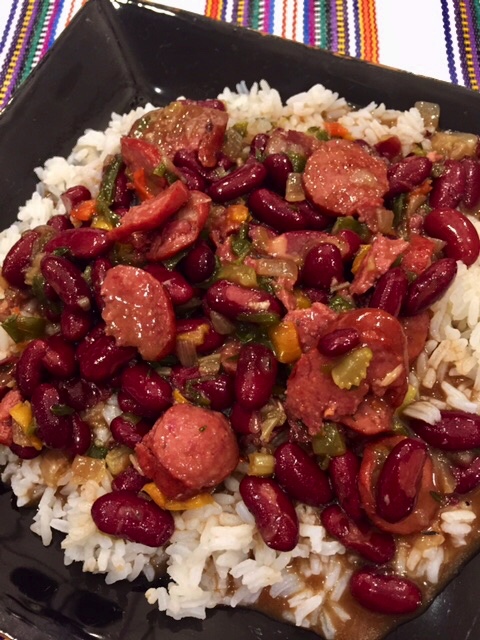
[
  {"xmin": 19, "ymin": 0, "xmax": 51, "ymax": 83},
  {"xmin": 317, "ymin": 0, "xmax": 329, "ymax": 49},
  {"xmin": 249, "ymin": 0, "xmax": 261, "ymax": 30}
]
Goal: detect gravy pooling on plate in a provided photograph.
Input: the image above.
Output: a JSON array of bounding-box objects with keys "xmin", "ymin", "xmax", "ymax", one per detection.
[{"xmin": 1, "ymin": 81, "xmax": 480, "ymax": 640}]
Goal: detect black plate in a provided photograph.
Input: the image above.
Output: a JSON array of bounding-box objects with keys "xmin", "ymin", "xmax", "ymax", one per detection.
[{"xmin": 1, "ymin": 1, "xmax": 480, "ymax": 639}]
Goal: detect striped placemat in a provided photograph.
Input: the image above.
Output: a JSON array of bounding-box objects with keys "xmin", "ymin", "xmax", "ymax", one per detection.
[{"xmin": 0, "ymin": 0, "xmax": 479, "ymax": 110}]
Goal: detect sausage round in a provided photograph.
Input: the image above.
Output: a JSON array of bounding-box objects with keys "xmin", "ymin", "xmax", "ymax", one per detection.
[
  {"xmin": 101, "ymin": 265, "xmax": 175, "ymax": 361},
  {"xmin": 302, "ymin": 140, "xmax": 389, "ymax": 217},
  {"xmin": 135, "ymin": 404, "xmax": 239, "ymax": 499}
]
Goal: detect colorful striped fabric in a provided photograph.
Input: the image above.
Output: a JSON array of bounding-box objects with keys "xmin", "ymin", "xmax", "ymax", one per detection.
[{"xmin": 0, "ymin": 0, "xmax": 479, "ymax": 111}]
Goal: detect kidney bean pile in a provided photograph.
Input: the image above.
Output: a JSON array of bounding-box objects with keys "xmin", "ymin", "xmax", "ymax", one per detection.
[{"xmin": 2, "ymin": 96, "xmax": 480, "ymax": 624}]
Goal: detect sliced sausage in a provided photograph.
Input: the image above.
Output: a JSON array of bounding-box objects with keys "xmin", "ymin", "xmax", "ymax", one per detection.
[
  {"xmin": 101, "ymin": 265, "xmax": 175, "ymax": 361},
  {"xmin": 121, "ymin": 136, "xmax": 163, "ymax": 175},
  {"xmin": 147, "ymin": 190, "xmax": 211, "ymax": 261},
  {"xmin": 303, "ymin": 140, "xmax": 389, "ymax": 217},
  {"xmin": 0, "ymin": 389, "xmax": 22, "ymax": 446},
  {"xmin": 108, "ymin": 180, "xmax": 189, "ymax": 242},
  {"xmin": 135, "ymin": 404, "xmax": 239, "ymax": 499},
  {"xmin": 400, "ymin": 311, "xmax": 431, "ymax": 364},
  {"xmin": 350, "ymin": 235, "xmax": 408, "ymax": 295},
  {"xmin": 129, "ymin": 102, "xmax": 228, "ymax": 168}
]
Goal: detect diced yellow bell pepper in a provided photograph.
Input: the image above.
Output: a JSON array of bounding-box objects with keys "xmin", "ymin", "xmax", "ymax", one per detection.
[
  {"xmin": 173, "ymin": 389, "xmax": 190, "ymax": 404},
  {"xmin": 226, "ymin": 204, "xmax": 250, "ymax": 225},
  {"xmin": 294, "ymin": 289, "xmax": 312, "ymax": 309},
  {"xmin": 91, "ymin": 215, "xmax": 113, "ymax": 231},
  {"xmin": 142, "ymin": 482, "xmax": 215, "ymax": 511},
  {"xmin": 268, "ymin": 321, "xmax": 302, "ymax": 364},
  {"xmin": 351, "ymin": 244, "xmax": 372, "ymax": 275},
  {"xmin": 217, "ymin": 263, "xmax": 257, "ymax": 287},
  {"xmin": 9, "ymin": 401, "xmax": 34, "ymax": 433},
  {"xmin": 177, "ymin": 324, "xmax": 210, "ymax": 346}
]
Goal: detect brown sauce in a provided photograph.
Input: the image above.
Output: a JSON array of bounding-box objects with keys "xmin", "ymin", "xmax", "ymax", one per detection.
[{"xmin": 253, "ymin": 489, "xmax": 480, "ymax": 640}]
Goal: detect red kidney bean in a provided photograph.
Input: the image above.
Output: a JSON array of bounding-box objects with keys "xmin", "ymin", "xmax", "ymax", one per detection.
[
  {"xmin": 387, "ymin": 156, "xmax": 432, "ymax": 197},
  {"xmin": 121, "ymin": 363, "xmax": 172, "ymax": 419},
  {"xmin": 206, "ymin": 280, "xmax": 283, "ymax": 323},
  {"xmin": 57, "ymin": 377, "xmax": 103, "ymax": 411},
  {"xmin": 423, "ymin": 208, "xmax": 480, "ymax": 266},
  {"xmin": 239, "ymin": 476, "xmax": 299, "ymax": 551},
  {"xmin": 180, "ymin": 242, "xmax": 216, "ymax": 284},
  {"xmin": 429, "ymin": 160, "xmax": 466, "ymax": 209},
  {"xmin": 235, "ymin": 344, "xmax": 278, "ymax": 410},
  {"xmin": 2, "ymin": 230, "xmax": 40, "ymax": 289},
  {"xmin": 194, "ymin": 373, "xmax": 234, "ymax": 411},
  {"xmin": 44, "ymin": 228, "xmax": 113, "ymax": 260},
  {"xmin": 111, "ymin": 466, "xmax": 147, "ymax": 493},
  {"xmin": 302, "ymin": 287, "xmax": 329, "ymax": 305},
  {"xmin": 176, "ymin": 318, "xmax": 225, "ymax": 354},
  {"xmin": 41, "ymin": 255, "xmax": 93, "ymax": 311},
  {"xmin": 31, "ymin": 383, "xmax": 73, "ymax": 449},
  {"xmin": 321, "ymin": 505, "xmax": 396, "ymax": 564},
  {"xmin": 370, "ymin": 267, "xmax": 409, "ymax": 316},
  {"xmin": 113, "ymin": 167, "xmax": 132, "ymax": 210},
  {"xmin": 110, "ymin": 415, "xmax": 151, "ymax": 449},
  {"xmin": 250, "ymin": 133, "xmax": 269, "ymax": 158},
  {"xmin": 229, "ymin": 402, "xmax": 259, "ymax": 435},
  {"xmin": 173, "ymin": 149, "xmax": 209, "ymax": 180},
  {"xmin": 274, "ymin": 442, "xmax": 332, "ymax": 506},
  {"xmin": 78, "ymin": 334, "xmax": 136, "ymax": 383},
  {"xmin": 335, "ymin": 229, "xmax": 361, "ymax": 261},
  {"xmin": 462, "ymin": 157, "xmax": 480, "ymax": 209},
  {"xmin": 264, "ymin": 153, "xmax": 293, "ymax": 193},
  {"xmin": 374, "ymin": 136, "xmax": 402, "ymax": 161},
  {"xmin": 10, "ymin": 443, "xmax": 41, "ymax": 459},
  {"xmin": 248, "ymin": 188, "xmax": 306, "ymax": 231},
  {"xmin": 42, "ymin": 335, "xmax": 77, "ymax": 379},
  {"xmin": 208, "ymin": 161, "xmax": 267, "ymax": 203},
  {"xmin": 68, "ymin": 415, "xmax": 92, "ymax": 456},
  {"xmin": 403, "ymin": 258, "xmax": 457, "ymax": 316},
  {"xmin": 144, "ymin": 263, "xmax": 196, "ymax": 306},
  {"xmin": 376, "ymin": 438, "xmax": 427, "ymax": 523},
  {"xmin": 328, "ymin": 451, "xmax": 364, "ymax": 523},
  {"xmin": 117, "ymin": 389, "xmax": 143, "ymax": 415},
  {"xmin": 349, "ymin": 568, "xmax": 422, "ymax": 615},
  {"xmin": 91, "ymin": 490, "xmax": 174, "ymax": 547},
  {"xmin": 60, "ymin": 307, "xmax": 92, "ymax": 342},
  {"xmin": 301, "ymin": 243, "xmax": 344, "ymax": 290},
  {"xmin": 452, "ymin": 457, "xmax": 480, "ymax": 494},
  {"xmin": 318, "ymin": 328, "xmax": 361, "ymax": 357},
  {"xmin": 15, "ymin": 339, "xmax": 47, "ymax": 398},
  {"xmin": 91, "ymin": 257, "xmax": 112, "ymax": 310},
  {"xmin": 60, "ymin": 185, "xmax": 92, "ymax": 214},
  {"xmin": 47, "ymin": 214, "xmax": 74, "ymax": 231},
  {"xmin": 410, "ymin": 409, "xmax": 480, "ymax": 450},
  {"xmin": 181, "ymin": 167, "xmax": 207, "ymax": 191},
  {"xmin": 295, "ymin": 200, "xmax": 331, "ymax": 231}
]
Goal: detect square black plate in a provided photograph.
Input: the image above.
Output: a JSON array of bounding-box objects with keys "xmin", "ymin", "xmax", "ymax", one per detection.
[{"xmin": 1, "ymin": 1, "xmax": 480, "ymax": 639}]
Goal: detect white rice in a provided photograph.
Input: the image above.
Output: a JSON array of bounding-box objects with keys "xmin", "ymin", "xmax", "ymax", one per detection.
[{"xmin": 0, "ymin": 80, "xmax": 477, "ymax": 635}]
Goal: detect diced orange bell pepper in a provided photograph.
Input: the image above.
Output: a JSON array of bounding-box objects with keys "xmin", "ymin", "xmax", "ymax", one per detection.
[
  {"xmin": 324, "ymin": 121, "xmax": 350, "ymax": 139},
  {"xmin": 142, "ymin": 482, "xmax": 215, "ymax": 511},
  {"xmin": 131, "ymin": 168, "xmax": 154, "ymax": 201},
  {"xmin": 268, "ymin": 321, "xmax": 302, "ymax": 364},
  {"xmin": 70, "ymin": 199, "xmax": 97, "ymax": 222}
]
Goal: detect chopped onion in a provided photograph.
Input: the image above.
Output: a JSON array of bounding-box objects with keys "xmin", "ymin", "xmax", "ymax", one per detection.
[
  {"xmin": 105, "ymin": 446, "xmax": 132, "ymax": 476},
  {"xmin": 415, "ymin": 101, "xmax": 440, "ymax": 131},
  {"xmin": 176, "ymin": 337, "xmax": 199, "ymax": 367},
  {"xmin": 198, "ymin": 353, "xmax": 222, "ymax": 376},
  {"xmin": 209, "ymin": 310, "xmax": 235, "ymax": 335},
  {"xmin": 260, "ymin": 400, "xmax": 287, "ymax": 443},
  {"xmin": 39, "ymin": 450, "xmax": 70, "ymax": 487},
  {"xmin": 430, "ymin": 131, "xmax": 479, "ymax": 160},
  {"xmin": 285, "ymin": 172, "xmax": 305, "ymax": 202},
  {"xmin": 71, "ymin": 455, "xmax": 106, "ymax": 484},
  {"xmin": 256, "ymin": 258, "xmax": 298, "ymax": 280}
]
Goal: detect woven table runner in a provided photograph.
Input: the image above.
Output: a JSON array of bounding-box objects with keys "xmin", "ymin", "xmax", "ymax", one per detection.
[{"xmin": 0, "ymin": 0, "xmax": 479, "ymax": 110}]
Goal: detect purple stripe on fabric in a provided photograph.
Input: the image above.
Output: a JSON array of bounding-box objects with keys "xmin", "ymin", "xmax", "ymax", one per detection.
[
  {"xmin": 440, "ymin": 0, "xmax": 458, "ymax": 83},
  {"xmin": 242, "ymin": 0, "xmax": 250, "ymax": 27},
  {"xmin": 263, "ymin": 0, "xmax": 271, "ymax": 32},
  {"xmin": 0, "ymin": 1, "xmax": 18, "ymax": 55},
  {"xmin": 3, "ymin": 0, "xmax": 42, "ymax": 105},
  {"xmin": 231, "ymin": 0, "xmax": 239, "ymax": 24},
  {"xmin": 343, "ymin": 0, "xmax": 350, "ymax": 53},
  {"xmin": 464, "ymin": 0, "xmax": 480, "ymax": 83},
  {"xmin": 309, "ymin": 0, "xmax": 316, "ymax": 45},
  {"xmin": 0, "ymin": 0, "xmax": 28, "ymax": 85},
  {"xmin": 220, "ymin": 0, "xmax": 228, "ymax": 23},
  {"xmin": 330, "ymin": 0, "xmax": 338, "ymax": 51}
]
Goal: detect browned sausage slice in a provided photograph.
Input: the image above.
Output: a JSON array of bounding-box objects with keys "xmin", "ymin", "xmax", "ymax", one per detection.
[
  {"xmin": 303, "ymin": 140, "xmax": 389, "ymax": 217},
  {"xmin": 108, "ymin": 180, "xmax": 189, "ymax": 242},
  {"xmin": 135, "ymin": 404, "xmax": 239, "ymax": 499},
  {"xmin": 147, "ymin": 191, "xmax": 211, "ymax": 261},
  {"xmin": 401, "ymin": 311, "xmax": 431, "ymax": 364},
  {"xmin": 101, "ymin": 265, "xmax": 175, "ymax": 361},
  {"xmin": 129, "ymin": 102, "xmax": 228, "ymax": 168}
]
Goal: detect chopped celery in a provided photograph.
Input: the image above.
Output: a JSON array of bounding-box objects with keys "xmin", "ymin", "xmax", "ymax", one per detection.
[
  {"xmin": 2, "ymin": 315, "xmax": 46, "ymax": 343},
  {"xmin": 312, "ymin": 422, "xmax": 346, "ymax": 457},
  {"xmin": 331, "ymin": 346, "xmax": 373, "ymax": 390}
]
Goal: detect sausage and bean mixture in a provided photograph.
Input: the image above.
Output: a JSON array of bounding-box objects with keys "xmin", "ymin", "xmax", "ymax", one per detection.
[{"xmin": 2, "ymin": 97, "xmax": 480, "ymax": 625}]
